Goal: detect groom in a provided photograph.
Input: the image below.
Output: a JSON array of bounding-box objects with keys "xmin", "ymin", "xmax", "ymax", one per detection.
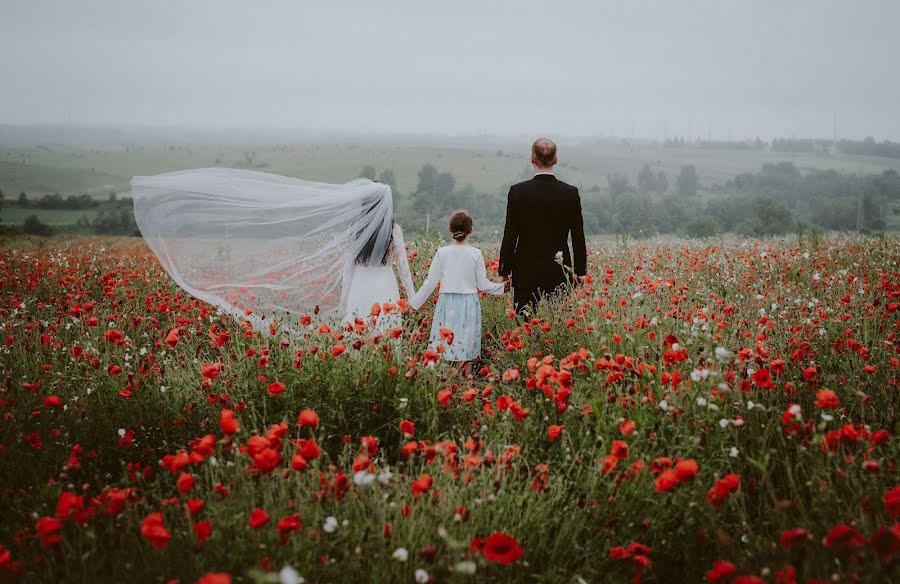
[{"xmin": 498, "ymin": 138, "xmax": 587, "ymax": 313}]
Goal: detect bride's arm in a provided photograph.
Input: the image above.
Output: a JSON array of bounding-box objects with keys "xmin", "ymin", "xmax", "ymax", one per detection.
[{"xmin": 391, "ymin": 224, "xmax": 417, "ymax": 299}]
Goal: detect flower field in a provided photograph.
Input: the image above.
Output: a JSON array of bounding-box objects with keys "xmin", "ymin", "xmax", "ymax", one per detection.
[{"xmin": 0, "ymin": 234, "xmax": 898, "ymax": 583}]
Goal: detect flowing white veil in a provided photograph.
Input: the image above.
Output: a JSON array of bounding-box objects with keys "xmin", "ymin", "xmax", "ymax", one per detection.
[{"xmin": 131, "ymin": 167, "xmax": 393, "ymax": 333}]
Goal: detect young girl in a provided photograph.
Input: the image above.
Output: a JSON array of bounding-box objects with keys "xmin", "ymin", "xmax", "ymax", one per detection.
[{"xmin": 409, "ymin": 210, "xmax": 509, "ymax": 376}]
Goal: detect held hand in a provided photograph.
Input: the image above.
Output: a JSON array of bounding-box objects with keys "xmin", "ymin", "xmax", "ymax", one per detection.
[{"xmin": 503, "ymin": 279, "xmax": 512, "ymax": 293}]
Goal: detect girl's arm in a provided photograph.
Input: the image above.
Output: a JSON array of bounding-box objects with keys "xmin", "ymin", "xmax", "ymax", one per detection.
[
  {"xmin": 408, "ymin": 248, "xmax": 443, "ymax": 311},
  {"xmin": 475, "ymin": 249, "xmax": 506, "ymax": 296},
  {"xmin": 391, "ymin": 224, "xmax": 416, "ymax": 299}
]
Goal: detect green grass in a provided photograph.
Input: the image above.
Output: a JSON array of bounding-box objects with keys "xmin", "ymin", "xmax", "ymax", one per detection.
[{"xmin": 1, "ymin": 206, "xmax": 101, "ymax": 225}]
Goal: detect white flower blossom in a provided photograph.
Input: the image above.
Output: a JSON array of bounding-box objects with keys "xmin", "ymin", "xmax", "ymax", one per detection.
[
  {"xmin": 392, "ymin": 548, "xmax": 409, "ymax": 562},
  {"xmin": 323, "ymin": 516, "xmax": 338, "ymax": 533},
  {"xmin": 729, "ymin": 447, "xmax": 739, "ymax": 458},
  {"xmin": 354, "ymin": 470, "xmax": 376, "ymax": 486},
  {"xmin": 453, "ymin": 561, "xmax": 477, "ymax": 575},
  {"xmin": 279, "ymin": 566, "xmax": 304, "ymax": 584},
  {"xmin": 415, "ymin": 569, "xmax": 429, "ymax": 583}
]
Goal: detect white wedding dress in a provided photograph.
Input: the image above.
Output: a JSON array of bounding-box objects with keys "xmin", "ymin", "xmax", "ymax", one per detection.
[{"xmin": 340, "ymin": 223, "xmax": 416, "ymax": 332}]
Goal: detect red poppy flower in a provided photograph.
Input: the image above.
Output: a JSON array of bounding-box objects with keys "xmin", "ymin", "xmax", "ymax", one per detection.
[
  {"xmin": 706, "ymin": 560, "xmax": 736, "ymax": 583},
  {"xmin": 197, "ymin": 573, "xmax": 231, "ymax": 584},
  {"xmin": 267, "ymin": 381, "xmax": 285, "ymax": 396},
  {"xmin": 412, "ymin": 473, "xmax": 433, "ymax": 498},
  {"xmin": 201, "ymin": 363, "xmax": 221, "ymax": 380},
  {"xmin": 823, "ymin": 524, "xmax": 864, "ymax": 550},
  {"xmin": 250, "ymin": 448, "xmax": 282, "ymax": 475},
  {"xmin": 299, "ymin": 439, "xmax": 320, "ymax": 460},
  {"xmin": 869, "ymin": 525, "xmax": 900, "ymax": 565},
  {"xmin": 547, "ymin": 425, "xmax": 563, "ymax": 441},
  {"xmin": 36, "ymin": 516, "xmax": 63, "ymax": 548},
  {"xmin": 654, "ymin": 470, "xmax": 677, "ymax": 493},
  {"xmin": 140, "ymin": 512, "xmax": 170, "ymax": 549},
  {"xmin": 297, "ymin": 409, "xmax": 319, "ymax": 428},
  {"xmin": 611, "ymin": 440, "xmax": 629, "ymax": 460},
  {"xmin": 249, "ymin": 508, "xmax": 270, "ymax": 529},
  {"xmin": 186, "ymin": 499, "xmax": 205, "ymax": 517},
  {"xmin": 482, "ymin": 532, "xmax": 523, "ymax": 564},
  {"xmin": 55, "ymin": 491, "xmax": 84, "ymax": 521},
  {"xmin": 886, "ymin": 486, "xmax": 900, "ymax": 519},
  {"xmin": 177, "ymin": 472, "xmax": 195, "ymax": 494},
  {"xmin": 815, "ymin": 389, "xmax": 838, "ymax": 409},
  {"xmin": 331, "ymin": 344, "xmax": 347, "ymax": 357},
  {"xmin": 779, "ymin": 528, "xmax": 810, "ymax": 550},
  {"xmin": 751, "ymin": 367, "xmax": 774, "ymax": 389},
  {"xmin": 399, "ymin": 420, "xmax": 415, "ymax": 438},
  {"xmin": 618, "ymin": 419, "xmax": 637, "ymax": 436},
  {"xmin": 707, "ymin": 474, "xmax": 741, "ymax": 509},
  {"xmin": 219, "ymin": 409, "xmax": 239, "ymax": 435},
  {"xmin": 674, "ymin": 459, "xmax": 698, "ymax": 483},
  {"xmin": 277, "ymin": 513, "xmax": 302, "ymax": 543},
  {"xmin": 439, "ymin": 327, "xmax": 455, "ymax": 345},
  {"xmin": 193, "ymin": 520, "xmax": 212, "ymax": 546},
  {"xmin": 164, "ymin": 328, "xmax": 180, "ymax": 348}
]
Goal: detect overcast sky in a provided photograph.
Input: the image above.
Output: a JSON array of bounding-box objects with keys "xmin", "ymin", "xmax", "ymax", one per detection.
[{"xmin": 2, "ymin": 0, "xmax": 899, "ymax": 140}]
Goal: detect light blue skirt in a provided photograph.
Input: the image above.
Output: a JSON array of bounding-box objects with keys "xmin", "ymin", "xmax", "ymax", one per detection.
[{"xmin": 429, "ymin": 293, "xmax": 482, "ymax": 362}]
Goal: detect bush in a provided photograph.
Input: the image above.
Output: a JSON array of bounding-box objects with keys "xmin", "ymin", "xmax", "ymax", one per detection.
[
  {"xmin": 683, "ymin": 215, "xmax": 721, "ymax": 238},
  {"xmin": 22, "ymin": 214, "xmax": 53, "ymax": 236},
  {"xmin": 92, "ymin": 200, "xmax": 139, "ymax": 236}
]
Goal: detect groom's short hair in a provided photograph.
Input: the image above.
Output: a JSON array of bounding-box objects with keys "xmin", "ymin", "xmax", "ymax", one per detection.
[{"xmin": 532, "ymin": 138, "xmax": 557, "ymax": 168}]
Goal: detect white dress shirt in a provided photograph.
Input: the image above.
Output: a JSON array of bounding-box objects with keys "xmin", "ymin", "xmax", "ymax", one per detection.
[{"xmin": 409, "ymin": 244, "xmax": 505, "ymax": 310}]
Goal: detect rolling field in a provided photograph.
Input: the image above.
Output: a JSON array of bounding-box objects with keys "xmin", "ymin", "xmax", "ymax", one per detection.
[
  {"xmin": 3, "ymin": 133, "xmax": 900, "ymax": 200},
  {"xmin": 0, "ymin": 232, "xmax": 897, "ymax": 582}
]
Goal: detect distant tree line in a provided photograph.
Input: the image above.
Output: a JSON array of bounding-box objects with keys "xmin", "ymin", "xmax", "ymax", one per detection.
[
  {"xmin": 580, "ymin": 161, "xmax": 899, "ymax": 239},
  {"xmin": 11, "ymin": 191, "xmax": 101, "ymax": 210},
  {"xmin": 1, "ymin": 195, "xmax": 139, "ymax": 237},
  {"xmin": 663, "ymin": 136, "xmax": 900, "ymax": 160}
]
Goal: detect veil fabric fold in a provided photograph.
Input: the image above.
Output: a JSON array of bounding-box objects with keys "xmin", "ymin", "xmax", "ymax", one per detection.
[{"xmin": 131, "ymin": 167, "xmax": 393, "ymax": 332}]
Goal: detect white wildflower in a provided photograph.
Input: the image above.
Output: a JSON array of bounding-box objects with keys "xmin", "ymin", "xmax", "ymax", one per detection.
[
  {"xmin": 729, "ymin": 447, "xmax": 739, "ymax": 458},
  {"xmin": 415, "ymin": 569, "xmax": 429, "ymax": 583},
  {"xmin": 323, "ymin": 516, "xmax": 338, "ymax": 533},
  {"xmin": 392, "ymin": 548, "xmax": 409, "ymax": 562},
  {"xmin": 453, "ymin": 561, "xmax": 477, "ymax": 575},
  {"xmin": 354, "ymin": 470, "xmax": 376, "ymax": 486},
  {"xmin": 279, "ymin": 566, "xmax": 304, "ymax": 584}
]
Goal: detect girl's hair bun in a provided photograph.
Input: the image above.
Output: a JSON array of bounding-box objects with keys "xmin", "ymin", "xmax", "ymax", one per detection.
[{"xmin": 449, "ymin": 210, "xmax": 473, "ymax": 240}]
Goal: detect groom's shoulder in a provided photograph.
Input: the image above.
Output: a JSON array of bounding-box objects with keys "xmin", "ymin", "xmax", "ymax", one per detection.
[{"xmin": 555, "ymin": 178, "xmax": 578, "ymax": 193}]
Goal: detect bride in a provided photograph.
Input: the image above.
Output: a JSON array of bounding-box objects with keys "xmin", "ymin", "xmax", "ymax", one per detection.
[{"xmin": 131, "ymin": 167, "xmax": 416, "ymax": 335}]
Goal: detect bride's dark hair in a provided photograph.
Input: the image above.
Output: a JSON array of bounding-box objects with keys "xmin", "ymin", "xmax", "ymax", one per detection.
[{"xmin": 353, "ymin": 197, "xmax": 393, "ymax": 266}]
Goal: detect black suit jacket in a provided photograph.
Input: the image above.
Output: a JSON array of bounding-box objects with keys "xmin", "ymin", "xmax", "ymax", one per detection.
[{"xmin": 498, "ymin": 174, "xmax": 587, "ymax": 309}]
